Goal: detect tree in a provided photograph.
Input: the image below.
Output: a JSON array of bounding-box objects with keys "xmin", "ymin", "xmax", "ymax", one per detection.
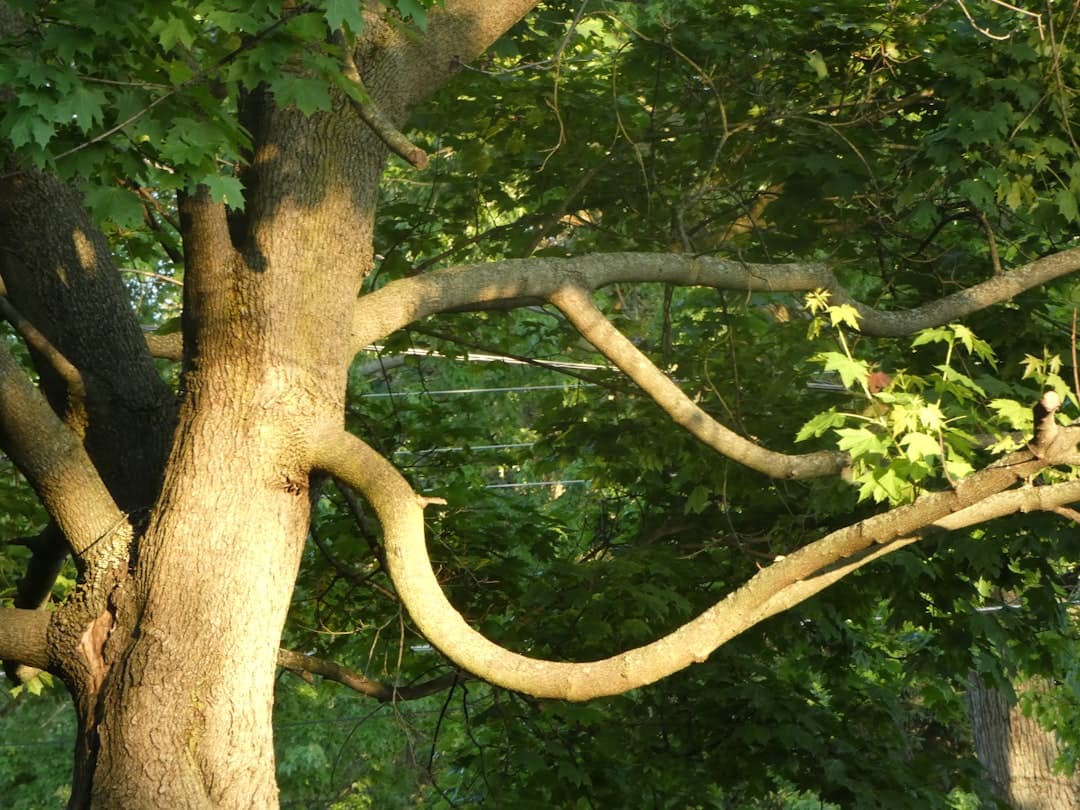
[{"xmin": 2, "ymin": 0, "xmax": 1080, "ymax": 806}]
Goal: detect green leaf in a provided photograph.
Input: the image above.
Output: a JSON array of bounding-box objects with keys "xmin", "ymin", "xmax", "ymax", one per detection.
[
  {"xmin": 325, "ymin": 0, "xmax": 366, "ymax": 35},
  {"xmin": 82, "ymin": 184, "xmax": 145, "ymax": 229},
  {"xmin": 817, "ymin": 352, "xmax": 869, "ymax": 390},
  {"xmin": 911, "ymin": 325, "xmax": 953, "ymax": 347},
  {"xmin": 269, "ymin": 77, "xmax": 332, "ymax": 116},
  {"xmin": 54, "ymin": 85, "xmax": 108, "ymax": 135},
  {"xmin": 899, "ymin": 432, "xmax": 940, "ymax": 462},
  {"xmin": 198, "ymin": 174, "xmax": 245, "ymax": 210},
  {"xmin": 795, "ymin": 408, "xmax": 847, "ymax": 442},
  {"xmin": 1056, "ymin": 188, "xmax": 1079, "ymax": 223},
  {"xmin": 395, "ymin": 0, "xmax": 429, "ymax": 30},
  {"xmin": 3, "ymin": 104, "xmax": 55, "ymax": 150},
  {"xmin": 684, "ymin": 485, "xmax": 710, "ymax": 515},
  {"xmin": 835, "ymin": 427, "xmax": 886, "ymax": 459},
  {"xmin": 988, "ymin": 398, "xmax": 1033, "ymax": 432},
  {"xmin": 152, "ymin": 15, "xmax": 198, "ymax": 51},
  {"xmin": 827, "ymin": 303, "xmax": 861, "ymax": 330}
]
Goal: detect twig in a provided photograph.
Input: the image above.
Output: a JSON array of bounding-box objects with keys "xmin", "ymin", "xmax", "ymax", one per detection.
[
  {"xmin": 979, "ymin": 211, "xmax": 1002, "ymax": 275},
  {"xmin": 336, "ymin": 30, "xmax": 428, "ymax": 169},
  {"xmin": 277, "ymin": 648, "xmax": 463, "ymax": 701},
  {"xmin": 1072, "ymin": 307, "xmax": 1080, "ymax": 409},
  {"xmin": 0, "ymin": 286, "xmax": 87, "ymax": 415}
]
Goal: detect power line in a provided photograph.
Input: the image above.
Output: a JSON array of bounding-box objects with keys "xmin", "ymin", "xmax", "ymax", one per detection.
[
  {"xmin": 362, "ymin": 344, "xmax": 610, "ymax": 372},
  {"xmin": 361, "ymin": 383, "xmax": 593, "ymax": 398}
]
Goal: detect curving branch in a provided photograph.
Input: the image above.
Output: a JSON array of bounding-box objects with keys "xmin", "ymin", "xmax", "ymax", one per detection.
[
  {"xmin": 549, "ymin": 284, "xmax": 845, "ymax": 479},
  {"xmin": 277, "ymin": 648, "xmax": 461, "ymax": 702},
  {"xmin": 337, "ymin": 30, "xmax": 428, "ymax": 169},
  {"xmin": 352, "ymin": 249, "xmax": 1080, "ymax": 349},
  {"xmin": 348, "ymin": 251, "xmax": 1080, "ymax": 481},
  {"xmin": 311, "ymin": 418, "xmax": 1080, "ymax": 701},
  {"xmin": 0, "ymin": 340, "xmax": 127, "ymax": 559}
]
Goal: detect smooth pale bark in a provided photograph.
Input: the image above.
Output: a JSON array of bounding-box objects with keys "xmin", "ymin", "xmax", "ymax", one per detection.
[
  {"xmin": 5, "ymin": 0, "xmax": 1080, "ymax": 805},
  {"xmin": 312, "ymin": 416, "xmax": 1080, "ymax": 700}
]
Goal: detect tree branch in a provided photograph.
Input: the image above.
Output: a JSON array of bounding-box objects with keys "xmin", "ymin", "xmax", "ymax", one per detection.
[
  {"xmin": 0, "ymin": 166, "xmax": 176, "ymax": 513},
  {"xmin": 144, "ymin": 331, "xmax": 183, "ymax": 361},
  {"xmin": 0, "ymin": 285, "xmax": 87, "ymax": 425},
  {"xmin": 337, "ymin": 30, "xmax": 428, "ymax": 169},
  {"xmin": 0, "ymin": 341, "xmax": 128, "ymax": 559},
  {"xmin": 277, "ymin": 648, "xmax": 461, "ymax": 702},
  {"xmin": 549, "ymin": 284, "xmax": 845, "ymax": 479},
  {"xmin": 372, "ymin": 0, "xmax": 542, "ymax": 114},
  {"xmin": 0, "ymin": 608, "xmax": 51, "ymax": 671},
  {"xmin": 353, "ymin": 249, "xmax": 1080, "ymax": 349},
  {"xmin": 311, "ymin": 420, "xmax": 1078, "ymax": 701}
]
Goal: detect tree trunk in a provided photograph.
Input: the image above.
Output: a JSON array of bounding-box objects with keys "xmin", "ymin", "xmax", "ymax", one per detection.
[
  {"xmin": 968, "ymin": 675, "xmax": 1080, "ymax": 809},
  {"xmin": 83, "ymin": 95, "xmax": 389, "ymax": 803},
  {"xmin": 0, "ymin": 4, "xmax": 540, "ymax": 805}
]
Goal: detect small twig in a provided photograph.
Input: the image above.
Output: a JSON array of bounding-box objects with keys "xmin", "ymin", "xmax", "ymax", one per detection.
[
  {"xmin": 277, "ymin": 648, "xmax": 464, "ymax": 702},
  {"xmin": 336, "ymin": 30, "xmax": 428, "ymax": 169},
  {"xmin": 979, "ymin": 211, "xmax": 1002, "ymax": 275},
  {"xmin": 119, "ymin": 267, "xmax": 183, "ymax": 286},
  {"xmin": 0, "ymin": 287, "xmax": 87, "ymax": 413}
]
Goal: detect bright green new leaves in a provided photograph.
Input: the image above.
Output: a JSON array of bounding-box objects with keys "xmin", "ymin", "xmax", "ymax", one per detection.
[{"xmin": 799, "ymin": 319, "xmax": 1000, "ymax": 504}]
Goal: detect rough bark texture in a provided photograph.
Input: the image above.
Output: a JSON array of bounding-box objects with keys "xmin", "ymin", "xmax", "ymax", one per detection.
[
  {"xmin": 969, "ymin": 676, "xmax": 1080, "ymax": 810},
  {"xmin": 0, "ymin": 3, "xmax": 540, "ymax": 807}
]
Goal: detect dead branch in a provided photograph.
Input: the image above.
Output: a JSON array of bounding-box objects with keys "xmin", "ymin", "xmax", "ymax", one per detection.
[{"xmin": 277, "ymin": 648, "xmax": 462, "ymax": 702}]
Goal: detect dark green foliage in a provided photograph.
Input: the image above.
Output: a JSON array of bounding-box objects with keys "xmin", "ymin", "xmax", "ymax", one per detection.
[{"xmin": 4, "ymin": 0, "xmax": 1080, "ymax": 806}]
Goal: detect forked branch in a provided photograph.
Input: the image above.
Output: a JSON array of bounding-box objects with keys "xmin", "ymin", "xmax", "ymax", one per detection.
[
  {"xmin": 549, "ymin": 284, "xmax": 845, "ymax": 479},
  {"xmin": 277, "ymin": 648, "xmax": 461, "ymax": 702},
  {"xmin": 353, "ymin": 249, "xmax": 1080, "ymax": 347}
]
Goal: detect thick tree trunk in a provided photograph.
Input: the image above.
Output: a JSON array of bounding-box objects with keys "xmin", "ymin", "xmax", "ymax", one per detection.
[
  {"xmin": 968, "ymin": 675, "xmax": 1080, "ymax": 810},
  {"xmin": 0, "ymin": 4, "xmax": 538, "ymax": 806},
  {"xmin": 84, "ymin": 98, "xmax": 387, "ymax": 803}
]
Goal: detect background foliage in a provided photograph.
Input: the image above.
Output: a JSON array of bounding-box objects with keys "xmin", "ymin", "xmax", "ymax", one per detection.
[{"xmin": 3, "ymin": 0, "xmax": 1080, "ymax": 806}]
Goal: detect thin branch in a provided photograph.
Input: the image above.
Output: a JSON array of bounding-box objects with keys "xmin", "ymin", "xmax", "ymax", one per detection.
[
  {"xmin": 337, "ymin": 30, "xmax": 429, "ymax": 169},
  {"xmin": 0, "ymin": 285, "xmax": 87, "ymax": 422},
  {"xmin": 979, "ymin": 211, "xmax": 1003, "ymax": 275},
  {"xmin": 1072, "ymin": 307, "xmax": 1079, "ymax": 408},
  {"xmin": 119, "ymin": 268, "xmax": 183, "ymax": 287},
  {"xmin": 19, "ymin": 11, "xmax": 297, "ymax": 171},
  {"xmin": 549, "ymin": 284, "xmax": 844, "ymax": 479},
  {"xmin": 277, "ymin": 648, "xmax": 461, "ymax": 702}
]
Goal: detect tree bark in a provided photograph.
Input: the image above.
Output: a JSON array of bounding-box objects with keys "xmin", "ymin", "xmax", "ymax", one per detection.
[
  {"xmin": 969, "ymin": 675, "xmax": 1080, "ymax": 810},
  {"xmin": 0, "ymin": 3, "xmax": 540, "ymax": 806}
]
